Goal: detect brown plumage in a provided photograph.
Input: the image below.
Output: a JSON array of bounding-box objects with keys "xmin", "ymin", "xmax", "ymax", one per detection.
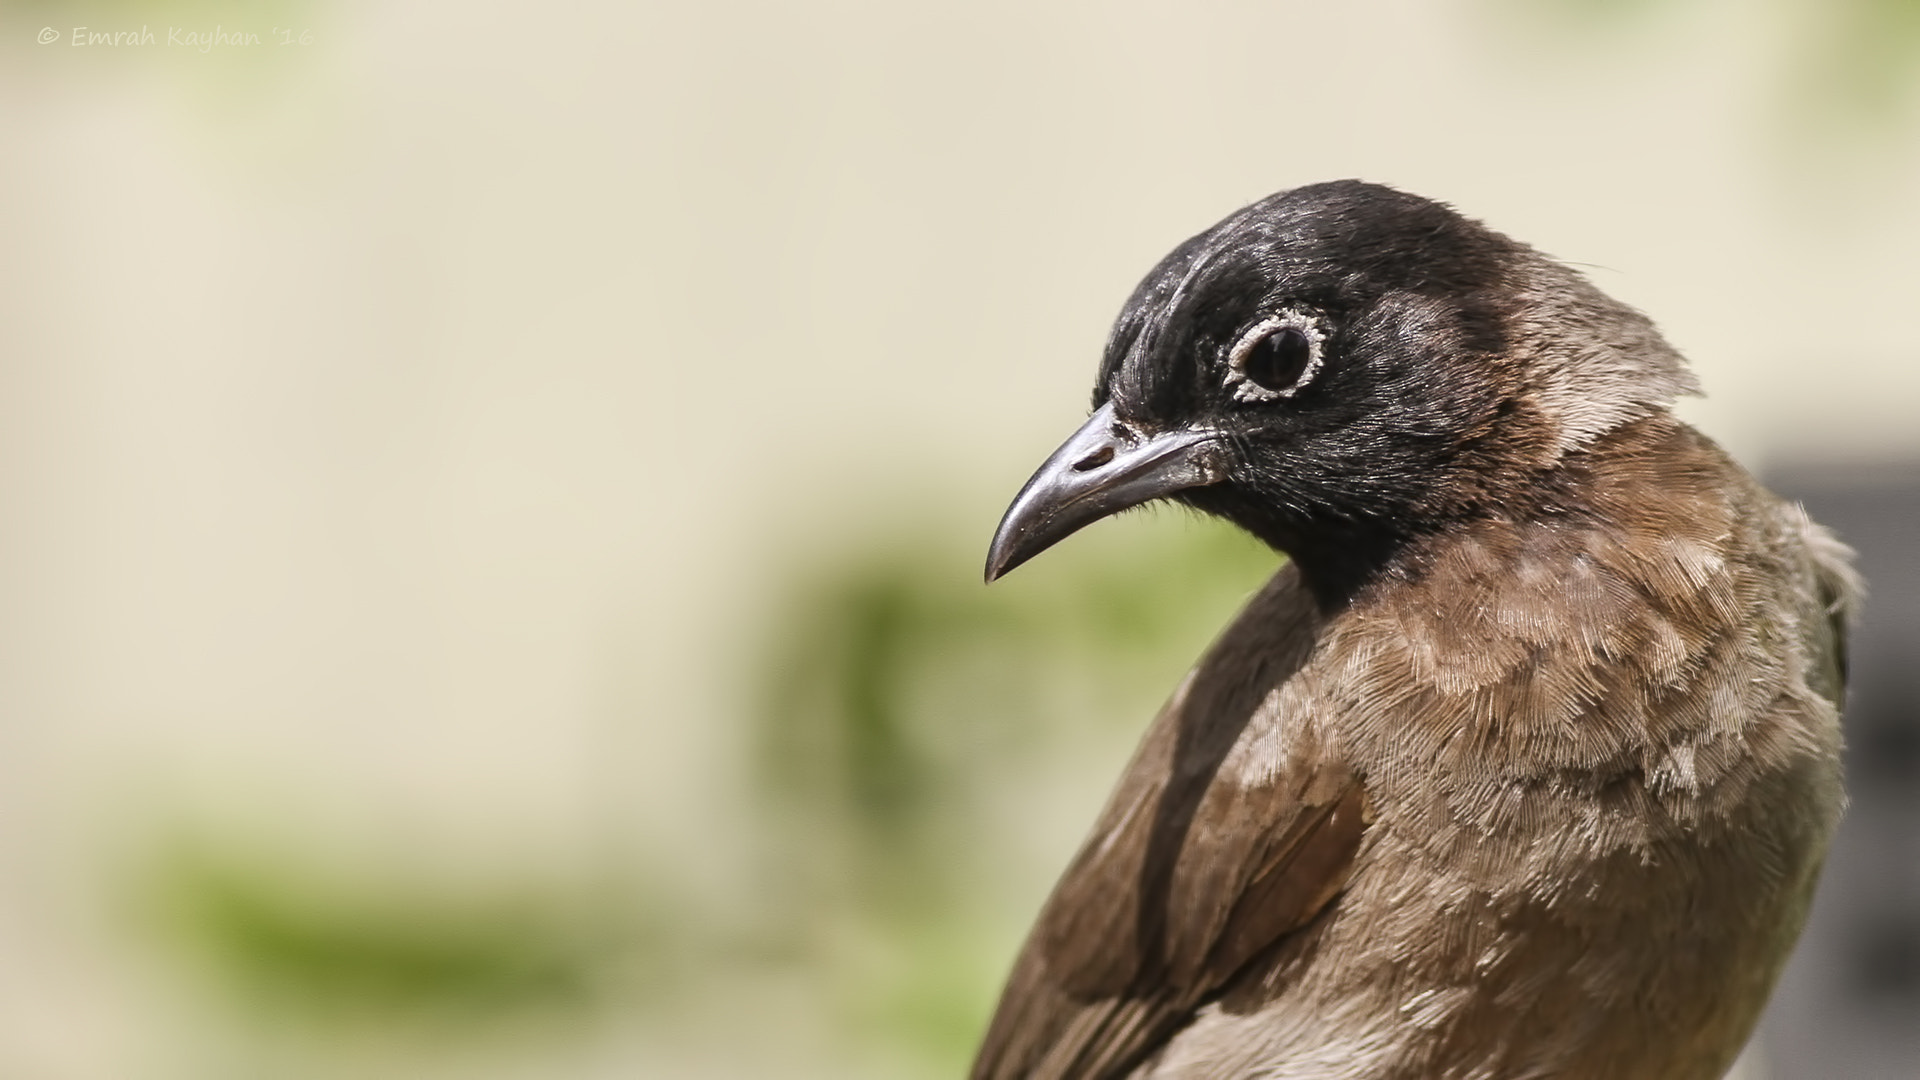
[{"xmin": 977, "ymin": 181, "xmax": 1858, "ymax": 1079}]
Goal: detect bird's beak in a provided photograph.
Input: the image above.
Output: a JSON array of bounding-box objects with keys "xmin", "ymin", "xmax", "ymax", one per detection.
[{"xmin": 985, "ymin": 402, "xmax": 1231, "ymax": 582}]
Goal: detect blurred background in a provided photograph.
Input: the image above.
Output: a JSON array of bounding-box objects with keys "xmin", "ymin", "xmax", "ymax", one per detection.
[{"xmin": 1, "ymin": 0, "xmax": 1917, "ymax": 1077}]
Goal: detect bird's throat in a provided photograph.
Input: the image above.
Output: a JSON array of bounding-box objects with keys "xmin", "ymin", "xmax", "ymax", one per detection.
[{"xmin": 1184, "ymin": 490, "xmax": 1420, "ymax": 611}]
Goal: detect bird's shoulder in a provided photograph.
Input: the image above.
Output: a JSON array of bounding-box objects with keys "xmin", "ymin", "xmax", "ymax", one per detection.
[
  {"xmin": 1327, "ymin": 415, "xmax": 1851, "ymax": 832},
  {"xmin": 970, "ymin": 564, "xmax": 1366, "ymax": 1080}
]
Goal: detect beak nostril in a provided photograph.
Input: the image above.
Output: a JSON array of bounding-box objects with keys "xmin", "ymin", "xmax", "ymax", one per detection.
[{"xmin": 1073, "ymin": 446, "xmax": 1115, "ymax": 472}]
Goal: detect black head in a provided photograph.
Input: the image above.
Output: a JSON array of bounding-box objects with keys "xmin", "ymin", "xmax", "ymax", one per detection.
[{"xmin": 986, "ymin": 181, "xmax": 1698, "ymax": 606}]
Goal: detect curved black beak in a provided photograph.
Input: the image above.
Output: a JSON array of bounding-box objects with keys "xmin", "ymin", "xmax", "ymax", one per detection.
[{"xmin": 985, "ymin": 402, "xmax": 1231, "ymax": 582}]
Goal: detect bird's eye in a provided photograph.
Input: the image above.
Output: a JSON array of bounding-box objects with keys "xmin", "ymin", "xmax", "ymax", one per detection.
[
  {"xmin": 1225, "ymin": 312, "xmax": 1326, "ymax": 403},
  {"xmin": 1243, "ymin": 327, "xmax": 1312, "ymax": 391}
]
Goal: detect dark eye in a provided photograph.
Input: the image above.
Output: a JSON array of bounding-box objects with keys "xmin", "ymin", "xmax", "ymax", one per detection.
[
  {"xmin": 1242, "ymin": 326, "xmax": 1313, "ymax": 393},
  {"xmin": 1225, "ymin": 312, "xmax": 1326, "ymax": 403}
]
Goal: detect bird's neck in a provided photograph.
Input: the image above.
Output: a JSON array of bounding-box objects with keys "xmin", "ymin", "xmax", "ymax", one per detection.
[
  {"xmin": 1240, "ymin": 514, "xmax": 1427, "ymax": 613},
  {"xmin": 1178, "ymin": 485, "xmax": 1431, "ymax": 611},
  {"xmin": 1249, "ymin": 416, "xmax": 1698, "ymax": 611}
]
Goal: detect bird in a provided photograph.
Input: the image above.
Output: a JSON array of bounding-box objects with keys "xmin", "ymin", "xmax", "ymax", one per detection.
[{"xmin": 974, "ymin": 180, "xmax": 1859, "ymax": 1080}]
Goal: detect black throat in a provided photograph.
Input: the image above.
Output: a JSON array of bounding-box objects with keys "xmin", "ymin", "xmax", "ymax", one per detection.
[{"xmin": 1180, "ymin": 487, "xmax": 1428, "ymax": 611}]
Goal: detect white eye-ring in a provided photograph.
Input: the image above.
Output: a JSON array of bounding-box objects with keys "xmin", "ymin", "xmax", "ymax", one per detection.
[{"xmin": 1224, "ymin": 310, "xmax": 1327, "ymax": 403}]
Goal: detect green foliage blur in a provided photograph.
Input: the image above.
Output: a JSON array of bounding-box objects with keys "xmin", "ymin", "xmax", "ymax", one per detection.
[
  {"xmin": 146, "ymin": 841, "xmax": 615, "ymax": 1023},
  {"xmin": 1517, "ymin": 0, "xmax": 1920, "ymax": 122},
  {"xmin": 125, "ymin": 505, "xmax": 1274, "ymax": 1076},
  {"xmin": 744, "ymin": 513, "xmax": 1276, "ymax": 1072}
]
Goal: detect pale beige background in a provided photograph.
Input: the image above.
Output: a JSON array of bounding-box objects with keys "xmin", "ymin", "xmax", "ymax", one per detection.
[{"xmin": 1, "ymin": 1, "xmax": 1916, "ymax": 1077}]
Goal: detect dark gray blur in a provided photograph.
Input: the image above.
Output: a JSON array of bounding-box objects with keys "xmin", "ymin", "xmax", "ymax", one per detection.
[{"xmin": 1764, "ymin": 462, "xmax": 1920, "ymax": 1080}]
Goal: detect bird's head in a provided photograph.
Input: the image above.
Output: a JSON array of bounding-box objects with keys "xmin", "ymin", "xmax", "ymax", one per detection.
[{"xmin": 986, "ymin": 180, "xmax": 1699, "ymax": 606}]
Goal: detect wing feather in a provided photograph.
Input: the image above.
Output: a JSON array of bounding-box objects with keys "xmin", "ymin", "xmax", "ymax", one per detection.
[{"xmin": 971, "ymin": 566, "xmax": 1368, "ymax": 1080}]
